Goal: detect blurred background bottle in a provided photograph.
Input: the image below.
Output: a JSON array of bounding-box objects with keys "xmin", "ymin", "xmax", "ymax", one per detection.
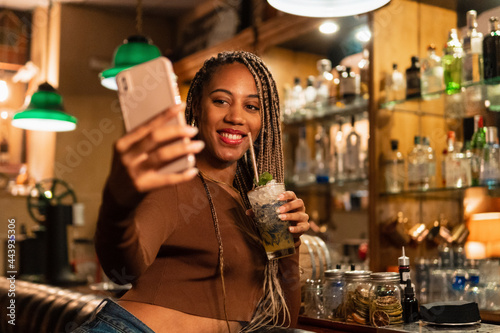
[
  {"xmin": 345, "ymin": 116, "xmax": 361, "ymax": 180},
  {"xmin": 386, "ymin": 63, "xmax": 406, "ymax": 102},
  {"xmin": 384, "ymin": 139, "xmax": 405, "ymax": 193},
  {"xmin": 480, "ymin": 126, "xmax": 500, "ymax": 186},
  {"xmin": 471, "ymin": 115, "xmax": 487, "ymax": 186},
  {"xmin": 421, "ymin": 44, "xmax": 444, "ymax": 100},
  {"xmin": 315, "ymin": 59, "xmax": 334, "ymax": 108},
  {"xmin": 443, "ymin": 29, "xmax": 463, "ymax": 94},
  {"xmin": 334, "ymin": 120, "xmax": 346, "ymax": 181},
  {"xmin": 407, "ymin": 135, "xmax": 425, "ymax": 190},
  {"xmin": 314, "ymin": 125, "xmax": 330, "ymax": 184},
  {"xmin": 422, "ymin": 136, "xmax": 436, "ymax": 189},
  {"xmin": 293, "ymin": 126, "xmax": 315, "ymax": 185},
  {"xmin": 406, "ymin": 56, "xmax": 421, "ymax": 99},
  {"xmin": 483, "ymin": 17, "xmax": 500, "ymax": 111}
]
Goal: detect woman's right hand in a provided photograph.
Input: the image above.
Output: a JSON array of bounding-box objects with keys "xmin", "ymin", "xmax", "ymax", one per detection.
[{"xmin": 115, "ymin": 103, "xmax": 204, "ymax": 193}]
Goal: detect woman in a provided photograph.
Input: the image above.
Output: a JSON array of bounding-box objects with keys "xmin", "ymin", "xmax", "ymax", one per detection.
[{"xmin": 75, "ymin": 51, "xmax": 309, "ymax": 333}]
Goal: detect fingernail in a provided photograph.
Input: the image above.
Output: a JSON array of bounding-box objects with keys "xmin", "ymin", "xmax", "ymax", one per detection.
[
  {"xmin": 278, "ymin": 214, "xmax": 285, "ymax": 220},
  {"xmin": 278, "ymin": 194, "xmax": 285, "ymax": 200},
  {"xmin": 276, "ymin": 207, "xmax": 281, "ymax": 213},
  {"xmin": 186, "ymin": 126, "xmax": 199, "ymax": 135},
  {"xmin": 192, "ymin": 141, "xmax": 205, "ymax": 150},
  {"xmin": 289, "ymin": 226, "xmax": 294, "ymax": 232},
  {"xmin": 186, "ymin": 168, "xmax": 199, "ymax": 177}
]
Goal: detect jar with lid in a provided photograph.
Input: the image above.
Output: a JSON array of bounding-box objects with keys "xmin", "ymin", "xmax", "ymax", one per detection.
[
  {"xmin": 369, "ymin": 272, "xmax": 403, "ymax": 327},
  {"xmin": 323, "ymin": 269, "xmax": 345, "ymax": 321},
  {"xmin": 343, "ymin": 270, "xmax": 372, "ymax": 325}
]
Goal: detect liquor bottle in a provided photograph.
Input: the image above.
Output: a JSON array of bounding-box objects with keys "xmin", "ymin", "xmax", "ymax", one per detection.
[
  {"xmin": 442, "ymin": 29, "xmax": 463, "ymax": 95},
  {"xmin": 334, "ymin": 120, "xmax": 346, "ymax": 181},
  {"xmin": 402, "ymin": 279, "xmax": 419, "ymax": 324},
  {"xmin": 464, "ymin": 270, "xmax": 486, "ymax": 309},
  {"xmin": 291, "ymin": 77, "xmax": 306, "ymax": 117},
  {"xmin": 421, "ymin": 44, "xmax": 444, "ymax": 100},
  {"xmin": 406, "ymin": 56, "xmax": 421, "ymax": 99},
  {"xmin": 314, "ymin": 125, "xmax": 330, "ymax": 184},
  {"xmin": 386, "ymin": 63, "xmax": 406, "ymax": 102},
  {"xmin": 304, "ymin": 75, "xmax": 317, "ymax": 108},
  {"xmin": 407, "ymin": 135, "xmax": 425, "ymax": 190},
  {"xmin": 315, "ymin": 59, "xmax": 333, "ymax": 107},
  {"xmin": 442, "ymin": 130, "xmax": 455, "ymax": 187},
  {"xmin": 443, "ymin": 29, "xmax": 463, "ymax": 94},
  {"xmin": 334, "ymin": 65, "xmax": 345, "ymax": 103},
  {"xmin": 471, "ymin": 115, "xmax": 487, "ymax": 186},
  {"xmin": 444, "ymin": 132, "xmax": 471, "ymax": 188},
  {"xmin": 463, "ymin": 10, "xmax": 484, "ymax": 116},
  {"xmin": 384, "ymin": 139, "xmax": 405, "ymax": 193},
  {"xmin": 483, "ymin": 17, "xmax": 500, "ymax": 82},
  {"xmin": 345, "ymin": 116, "xmax": 361, "ymax": 179},
  {"xmin": 340, "ymin": 66, "xmax": 359, "ymax": 103},
  {"xmin": 480, "ymin": 126, "xmax": 500, "ymax": 186},
  {"xmin": 422, "ymin": 137, "xmax": 436, "ymax": 189},
  {"xmin": 293, "ymin": 126, "xmax": 315, "ymax": 185}
]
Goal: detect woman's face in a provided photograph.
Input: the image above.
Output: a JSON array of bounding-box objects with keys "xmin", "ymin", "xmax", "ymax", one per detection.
[{"xmin": 197, "ymin": 63, "xmax": 262, "ymax": 165}]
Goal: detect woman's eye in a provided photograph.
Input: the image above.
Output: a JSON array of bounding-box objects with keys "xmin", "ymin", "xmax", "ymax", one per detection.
[
  {"xmin": 213, "ymin": 99, "xmax": 228, "ymax": 105},
  {"xmin": 246, "ymin": 104, "xmax": 260, "ymax": 111}
]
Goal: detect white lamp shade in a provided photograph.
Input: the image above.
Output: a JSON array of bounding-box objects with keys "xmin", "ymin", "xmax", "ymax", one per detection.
[{"xmin": 267, "ymin": 0, "xmax": 391, "ymax": 17}]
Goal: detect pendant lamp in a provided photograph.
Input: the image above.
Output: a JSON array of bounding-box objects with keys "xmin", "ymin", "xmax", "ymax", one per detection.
[
  {"xmin": 99, "ymin": 35, "xmax": 161, "ymax": 90},
  {"xmin": 267, "ymin": 0, "xmax": 391, "ymax": 17},
  {"xmin": 12, "ymin": 82, "xmax": 77, "ymax": 132}
]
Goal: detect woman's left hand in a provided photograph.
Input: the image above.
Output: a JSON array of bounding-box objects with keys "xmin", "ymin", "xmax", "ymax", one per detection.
[{"xmin": 277, "ymin": 191, "xmax": 309, "ymax": 240}]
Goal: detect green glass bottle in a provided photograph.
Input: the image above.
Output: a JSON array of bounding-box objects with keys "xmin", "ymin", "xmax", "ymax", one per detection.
[
  {"xmin": 471, "ymin": 115, "xmax": 487, "ymax": 186},
  {"xmin": 443, "ymin": 29, "xmax": 463, "ymax": 94}
]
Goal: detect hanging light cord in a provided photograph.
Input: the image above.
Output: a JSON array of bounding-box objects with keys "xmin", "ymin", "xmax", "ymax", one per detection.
[{"xmin": 136, "ymin": 0, "xmax": 143, "ymax": 34}]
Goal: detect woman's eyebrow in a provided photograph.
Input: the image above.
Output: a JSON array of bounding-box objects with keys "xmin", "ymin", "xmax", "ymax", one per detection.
[{"xmin": 209, "ymin": 89, "xmax": 259, "ymax": 99}]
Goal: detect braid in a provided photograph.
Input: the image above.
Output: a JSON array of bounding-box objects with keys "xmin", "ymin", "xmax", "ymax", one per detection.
[{"xmin": 185, "ymin": 51, "xmax": 284, "ymax": 204}]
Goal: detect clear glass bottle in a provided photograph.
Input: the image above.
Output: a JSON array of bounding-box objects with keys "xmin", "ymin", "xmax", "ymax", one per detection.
[
  {"xmin": 358, "ymin": 48, "xmax": 370, "ymax": 100},
  {"xmin": 291, "ymin": 77, "xmax": 306, "ymax": 117},
  {"xmin": 304, "ymin": 75, "xmax": 317, "ymax": 108},
  {"xmin": 369, "ymin": 272, "xmax": 403, "ymax": 326},
  {"xmin": 471, "ymin": 115, "xmax": 487, "ymax": 186},
  {"xmin": 293, "ymin": 126, "xmax": 315, "ymax": 185},
  {"xmin": 463, "ymin": 10, "xmax": 484, "ymax": 83},
  {"xmin": 386, "ymin": 63, "xmax": 406, "ymax": 102},
  {"xmin": 345, "ymin": 116, "xmax": 361, "ymax": 180},
  {"xmin": 334, "ymin": 120, "xmax": 346, "ymax": 181},
  {"xmin": 323, "ymin": 269, "xmax": 345, "ymax": 321},
  {"xmin": 343, "ymin": 270, "xmax": 372, "ymax": 325},
  {"xmin": 315, "ymin": 59, "xmax": 333, "ymax": 107},
  {"xmin": 444, "ymin": 131, "xmax": 471, "ymax": 188},
  {"xmin": 407, "ymin": 135, "xmax": 425, "ymax": 190},
  {"xmin": 406, "ymin": 56, "xmax": 421, "ymax": 99},
  {"xmin": 463, "ymin": 10, "xmax": 484, "ymax": 116},
  {"xmin": 314, "ymin": 125, "xmax": 330, "ymax": 184},
  {"xmin": 421, "ymin": 44, "xmax": 444, "ymax": 100},
  {"xmin": 443, "ymin": 28, "xmax": 464, "ymax": 94},
  {"xmin": 422, "ymin": 136, "xmax": 436, "ymax": 189},
  {"xmin": 480, "ymin": 126, "xmax": 500, "ymax": 186},
  {"xmin": 384, "ymin": 139, "xmax": 405, "ymax": 193}
]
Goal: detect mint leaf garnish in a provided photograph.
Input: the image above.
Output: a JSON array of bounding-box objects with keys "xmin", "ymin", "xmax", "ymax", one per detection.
[{"xmin": 258, "ymin": 172, "xmax": 273, "ymax": 186}]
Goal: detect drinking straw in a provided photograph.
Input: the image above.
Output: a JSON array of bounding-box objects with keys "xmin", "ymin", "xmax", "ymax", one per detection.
[{"xmin": 248, "ymin": 132, "xmax": 259, "ymax": 185}]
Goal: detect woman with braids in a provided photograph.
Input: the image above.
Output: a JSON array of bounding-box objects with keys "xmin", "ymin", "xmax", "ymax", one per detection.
[{"xmin": 74, "ymin": 51, "xmax": 310, "ymax": 333}]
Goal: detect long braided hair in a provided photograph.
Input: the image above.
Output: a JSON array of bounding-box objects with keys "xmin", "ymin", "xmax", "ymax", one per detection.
[{"xmin": 185, "ymin": 51, "xmax": 289, "ymax": 331}]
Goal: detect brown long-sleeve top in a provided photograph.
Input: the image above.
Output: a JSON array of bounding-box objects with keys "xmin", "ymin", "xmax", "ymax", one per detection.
[{"xmin": 95, "ymin": 164, "xmax": 301, "ymax": 325}]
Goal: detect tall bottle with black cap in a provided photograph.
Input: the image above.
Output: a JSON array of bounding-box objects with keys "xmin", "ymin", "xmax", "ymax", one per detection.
[{"xmin": 399, "ymin": 246, "xmax": 412, "ymax": 298}]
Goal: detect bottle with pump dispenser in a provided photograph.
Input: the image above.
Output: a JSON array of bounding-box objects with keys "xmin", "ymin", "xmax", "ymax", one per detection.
[{"xmin": 399, "ymin": 246, "xmax": 411, "ymax": 297}]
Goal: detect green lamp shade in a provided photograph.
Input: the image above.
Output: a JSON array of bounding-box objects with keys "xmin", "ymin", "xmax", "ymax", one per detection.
[
  {"xmin": 12, "ymin": 83, "xmax": 77, "ymax": 132},
  {"xmin": 99, "ymin": 35, "xmax": 162, "ymax": 90}
]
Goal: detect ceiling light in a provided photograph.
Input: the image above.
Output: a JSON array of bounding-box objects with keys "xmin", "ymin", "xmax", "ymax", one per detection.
[
  {"xmin": 267, "ymin": 0, "xmax": 391, "ymax": 18},
  {"xmin": 12, "ymin": 82, "xmax": 77, "ymax": 132},
  {"xmin": 99, "ymin": 35, "xmax": 161, "ymax": 90},
  {"xmin": 319, "ymin": 21, "xmax": 339, "ymax": 34}
]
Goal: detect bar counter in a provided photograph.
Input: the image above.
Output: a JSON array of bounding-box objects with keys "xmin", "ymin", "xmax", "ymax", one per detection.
[{"xmin": 297, "ymin": 316, "xmax": 500, "ymax": 333}]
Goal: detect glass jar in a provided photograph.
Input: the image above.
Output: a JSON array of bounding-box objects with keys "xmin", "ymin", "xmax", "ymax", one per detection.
[
  {"xmin": 369, "ymin": 272, "xmax": 403, "ymax": 327},
  {"xmin": 323, "ymin": 269, "xmax": 344, "ymax": 321},
  {"xmin": 343, "ymin": 270, "xmax": 372, "ymax": 325}
]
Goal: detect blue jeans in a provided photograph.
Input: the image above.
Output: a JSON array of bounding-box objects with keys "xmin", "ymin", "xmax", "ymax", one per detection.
[{"xmin": 71, "ymin": 299, "xmax": 155, "ymax": 333}]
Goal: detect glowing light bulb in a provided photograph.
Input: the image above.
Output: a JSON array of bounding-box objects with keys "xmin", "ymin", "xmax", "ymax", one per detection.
[{"xmin": 319, "ymin": 21, "xmax": 339, "ymax": 34}]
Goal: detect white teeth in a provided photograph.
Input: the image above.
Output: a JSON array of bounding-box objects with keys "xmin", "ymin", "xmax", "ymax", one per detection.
[{"xmin": 220, "ymin": 132, "xmax": 242, "ymax": 140}]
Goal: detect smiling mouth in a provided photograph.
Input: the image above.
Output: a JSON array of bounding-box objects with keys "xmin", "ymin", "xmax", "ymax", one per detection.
[{"xmin": 219, "ymin": 132, "xmax": 244, "ymax": 140}]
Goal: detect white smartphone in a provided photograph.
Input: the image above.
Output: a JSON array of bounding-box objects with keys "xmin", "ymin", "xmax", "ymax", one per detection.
[{"xmin": 116, "ymin": 56, "xmax": 195, "ymax": 174}]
